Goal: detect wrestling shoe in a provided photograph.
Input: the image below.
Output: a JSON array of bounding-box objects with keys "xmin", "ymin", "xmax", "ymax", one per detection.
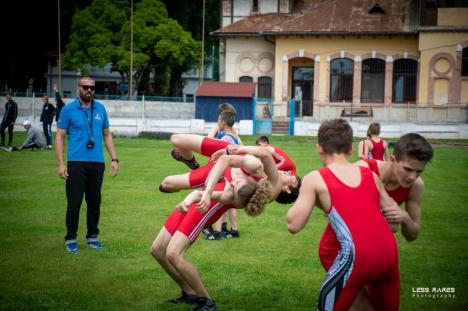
[
  {"xmin": 221, "ymin": 229, "xmax": 233, "ymax": 238},
  {"xmin": 230, "ymin": 230, "xmax": 240, "ymax": 238},
  {"xmin": 65, "ymin": 239, "xmax": 79, "ymax": 253},
  {"xmin": 166, "ymin": 291, "xmax": 198, "ymax": 304},
  {"xmin": 190, "ymin": 298, "xmax": 217, "ymax": 311},
  {"xmin": 205, "ymin": 231, "xmax": 221, "ymax": 240},
  {"xmin": 202, "ymin": 225, "xmax": 213, "ymax": 235},
  {"xmin": 171, "ymin": 149, "xmax": 200, "ymax": 170},
  {"xmin": 221, "ymin": 222, "xmax": 232, "ymax": 238}
]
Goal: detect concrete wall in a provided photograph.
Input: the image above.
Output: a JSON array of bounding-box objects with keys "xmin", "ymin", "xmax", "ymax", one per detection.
[
  {"xmin": 13, "ymin": 96, "xmax": 195, "ymax": 121},
  {"xmin": 308, "ymin": 103, "xmax": 468, "ymax": 123},
  {"xmin": 12, "ymin": 96, "xmax": 467, "ymax": 139},
  {"xmin": 295, "ymin": 121, "xmax": 468, "ymax": 139},
  {"xmin": 16, "ymin": 113, "xmax": 467, "ymax": 139}
]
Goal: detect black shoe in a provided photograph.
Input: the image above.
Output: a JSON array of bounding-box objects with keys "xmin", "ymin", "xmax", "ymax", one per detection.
[
  {"xmin": 221, "ymin": 228, "xmax": 232, "ymax": 238},
  {"xmin": 190, "ymin": 298, "xmax": 217, "ymax": 311},
  {"xmin": 205, "ymin": 231, "xmax": 221, "ymax": 240},
  {"xmin": 166, "ymin": 291, "xmax": 198, "ymax": 305},
  {"xmin": 230, "ymin": 230, "xmax": 240, "ymax": 238},
  {"xmin": 202, "ymin": 225, "xmax": 213, "ymax": 235},
  {"xmin": 171, "ymin": 149, "xmax": 200, "ymax": 170}
]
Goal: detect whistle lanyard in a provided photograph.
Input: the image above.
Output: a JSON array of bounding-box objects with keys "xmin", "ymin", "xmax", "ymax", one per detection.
[{"xmin": 81, "ymin": 102, "xmax": 94, "ymax": 141}]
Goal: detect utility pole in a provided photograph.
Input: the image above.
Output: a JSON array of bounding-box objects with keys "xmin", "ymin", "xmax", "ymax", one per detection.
[
  {"xmin": 199, "ymin": 0, "xmax": 205, "ymax": 86},
  {"xmin": 129, "ymin": 0, "xmax": 134, "ymax": 99},
  {"xmin": 57, "ymin": 0, "xmax": 61, "ymax": 92}
]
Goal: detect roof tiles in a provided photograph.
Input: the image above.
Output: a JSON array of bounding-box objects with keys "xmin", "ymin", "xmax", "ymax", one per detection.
[
  {"xmin": 214, "ymin": 0, "xmax": 413, "ymax": 36},
  {"xmin": 196, "ymin": 82, "xmax": 256, "ymax": 98}
]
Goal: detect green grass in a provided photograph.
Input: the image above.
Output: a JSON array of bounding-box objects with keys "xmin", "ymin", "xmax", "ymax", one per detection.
[{"xmin": 1, "ymin": 133, "xmax": 467, "ymax": 310}]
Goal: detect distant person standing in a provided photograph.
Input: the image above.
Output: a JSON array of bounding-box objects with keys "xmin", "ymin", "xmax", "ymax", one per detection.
[
  {"xmin": 56, "ymin": 76, "xmax": 119, "ymax": 253},
  {"xmin": 40, "ymin": 95, "xmax": 55, "ymax": 149},
  {"xmin": 54, "ymin": 83, "xmax": 66, "ymax": 123},
  {"xmin": 364, "ymin": 122, "xmax": 389, "ymax": 161},
  {"xmin": 1, "ymin": 94, "xmax": 18, "ymax": 147}
]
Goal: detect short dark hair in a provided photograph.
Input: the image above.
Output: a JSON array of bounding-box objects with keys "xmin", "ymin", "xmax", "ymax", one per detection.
[
  {"xmin": 219, "ymin": 110, "xmax": 236, "ymax": 127},
  {"xmin": 218, "ymin": 103, "xmax": 236, "ymax": 115},
  {"xmin": 256, "ymin": 136, "xmax": 269, "ymax": 145},
  {"xmin": 393, "ymin": 133, "xmax": 433, "ymax": 162},
  {"xmin": 78, "ymin": 76, "xmax": 94, "ymax": 85},
  {"xmin": 368, "ymin": 123, "xmax": 381, "ymax": 135},
  {"xmin": 318, "ymin": 119, "xmax": 353, "ymax": 154},
  {"xmin": 275, "ymin": 176, "xmax": 301, "ymax": 204}
]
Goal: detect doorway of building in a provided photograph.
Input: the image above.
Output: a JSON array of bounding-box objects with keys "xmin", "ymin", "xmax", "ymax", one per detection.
[{"xmin": 291, "ymin": 66, "xmax": 314, "ymax": 116}]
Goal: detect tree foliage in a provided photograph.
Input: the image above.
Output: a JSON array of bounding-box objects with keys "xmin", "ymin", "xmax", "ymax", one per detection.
[{"xmin": 63, "ymin": 0, "xmax": 200, "ymax": 96}]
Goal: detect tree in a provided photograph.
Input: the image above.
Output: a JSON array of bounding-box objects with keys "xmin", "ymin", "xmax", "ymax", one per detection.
[
  {"xmin": 63, "ymin": 0, "xmax": 200, "ymax": 96},
  {"xmin": 162, "ymin": 0, "xmax": 221, "ymax": 83}
]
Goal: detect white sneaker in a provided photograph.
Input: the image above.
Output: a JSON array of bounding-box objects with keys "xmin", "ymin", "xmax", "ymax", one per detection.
[{"xmin": 47, "ymin": 145, "xmax": 52, "ymax": 149}]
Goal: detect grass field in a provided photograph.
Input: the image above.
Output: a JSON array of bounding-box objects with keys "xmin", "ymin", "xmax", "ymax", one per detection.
[{"xmin": 1, "ymin": 133, "xmax": 467, "ymax": 311}]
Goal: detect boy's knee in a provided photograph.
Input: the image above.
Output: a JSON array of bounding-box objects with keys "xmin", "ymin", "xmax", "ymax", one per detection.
[
  {"xmin": 150, "ymin": 243, "xmax": 166, "ymax": 260},
  {"xmin": 166, "ymin": 248, "xmax": 182, "ymax": 265},
  {"xmin": 159, "ymin": 178, "xmax": 175, "ymax": 193},
  {"xmin": 170, "ymin": 134, "xmax": 182, "ymax": 146}
]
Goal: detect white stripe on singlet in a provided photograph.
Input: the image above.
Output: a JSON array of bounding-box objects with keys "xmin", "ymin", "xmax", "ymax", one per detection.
[
  {"xmin": 188, "ymin": 202, "xmax": 224, "ymax": 242},
  {"xmin": 317, "ymin": 207, "xmax": 355, "ymax": 311}
]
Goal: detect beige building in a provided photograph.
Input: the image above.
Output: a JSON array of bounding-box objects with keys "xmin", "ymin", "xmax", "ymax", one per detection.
[{"xmin": 214, "ymin": 0, "xmax": 468, "ymax": 124}]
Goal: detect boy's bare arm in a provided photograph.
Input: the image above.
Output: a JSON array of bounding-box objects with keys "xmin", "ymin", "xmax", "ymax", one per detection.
[
  {"xmin": 207, "ymin": 124, "xmax": 220, "ymax": 138},
  {"xmin": 374, "ymin": 174, "xmax": 399, "ymax": 232},
  {"xmin": 363, "ymin": 141, "xmax": 370, "ymax": 160},
  {"xmin": 400, "ymin": 178, "xmax": 424, "ymax": 241},
  {"xmin": 234, "ymin": 146, "xmax": 278, "ymax": 184},
  {"xmin": 287, "ymin": 172, "xmax": 318, "ymax": 234},
  {"xmin": 198, "ymin": 155, "xmax": 254, "ymax": 209}
]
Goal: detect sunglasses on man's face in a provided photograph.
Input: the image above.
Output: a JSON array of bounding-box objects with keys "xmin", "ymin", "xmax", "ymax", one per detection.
[{"xmin": 80, "ymin": 85, "xmax": 95, "ymax": 91}]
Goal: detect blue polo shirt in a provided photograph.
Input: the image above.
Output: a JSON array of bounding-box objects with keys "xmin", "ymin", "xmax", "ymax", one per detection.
[{"xmin": 58, "ymin": 98, "xmax": 109, "ymax": 163}]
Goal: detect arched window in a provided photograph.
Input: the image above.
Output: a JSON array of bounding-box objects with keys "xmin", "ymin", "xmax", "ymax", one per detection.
[
  {"xmin": 393, "ymin": 59, "xmax": 417, "ymax": 103},
  {"xmin": 330, "ymin": 58, "xmax": 354, "ymax": 102},
  {"xmin": 462, "ymin": 47, "xmax": 468, "ymax": 77},
  {"xmin": 239, "ymin": 76, "xmax": 253, "ymax": 83},
  {"xmin": 361, "ymin": 58, "xmax": 385, "ymax": 103},
  {"xmin": 257, "ymin": 76, "xmax": 272, "ymax": 98}
]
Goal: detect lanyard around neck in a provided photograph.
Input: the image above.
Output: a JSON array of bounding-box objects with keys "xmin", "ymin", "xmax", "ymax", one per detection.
[{"xmin": 81, "ymin": 101, "xmax": 94, "ymax": 140}]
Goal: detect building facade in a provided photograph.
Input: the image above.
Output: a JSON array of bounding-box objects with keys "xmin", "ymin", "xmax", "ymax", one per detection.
[{"xmin": 214, "ymin": 0, "xmax": 468, "ymax": 122}]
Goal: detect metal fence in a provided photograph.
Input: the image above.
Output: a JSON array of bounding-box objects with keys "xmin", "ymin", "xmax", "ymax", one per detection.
[
  {"xmin": 0, "ymin": 91, "xmax": 194, "ymax": 103},
  {"xmin": 7, "ymin": 94, "xmax": 195, "ymax": 121}
]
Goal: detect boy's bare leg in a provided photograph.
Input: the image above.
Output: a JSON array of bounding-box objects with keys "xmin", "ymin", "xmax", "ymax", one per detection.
[
  {"xmin": 170, "ymin": 134, "xmax": 205, "ymax": 160},
  {"xmin": 228, "ymin": 208, "xmax": 238, "ymax": 231},
  {"xmin": 160, "ymin": 173, "xmax": 191, "ymax": 193},
  {"xmin": 150, "ymin": 228, "xmax": 196, "ymax": 295},
  {"xmin": 166, "ymin": 232, "xmax": 211, "ymax": 299}
]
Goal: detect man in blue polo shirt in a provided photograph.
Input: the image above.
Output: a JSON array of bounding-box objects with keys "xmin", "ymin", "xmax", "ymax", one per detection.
[{"xmin": 56, "ymin": 76, "xmax": 119, "ymax": 253}]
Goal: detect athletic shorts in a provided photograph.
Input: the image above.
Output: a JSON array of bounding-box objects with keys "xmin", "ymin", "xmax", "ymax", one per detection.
[
  {"xmin": 164, "ymin": 182, "xmax": 236, "ymax": 243},
  {"xmin": 188, "ymin": 162, "xmax": 216, "ymax": 188},
  {"xmin": 200, "ymin": 137, "xmax": 231, "ymax": 157},
  {"xmin": 187, "ymin": 137, "xmax": 233, "ymax": 188}
]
